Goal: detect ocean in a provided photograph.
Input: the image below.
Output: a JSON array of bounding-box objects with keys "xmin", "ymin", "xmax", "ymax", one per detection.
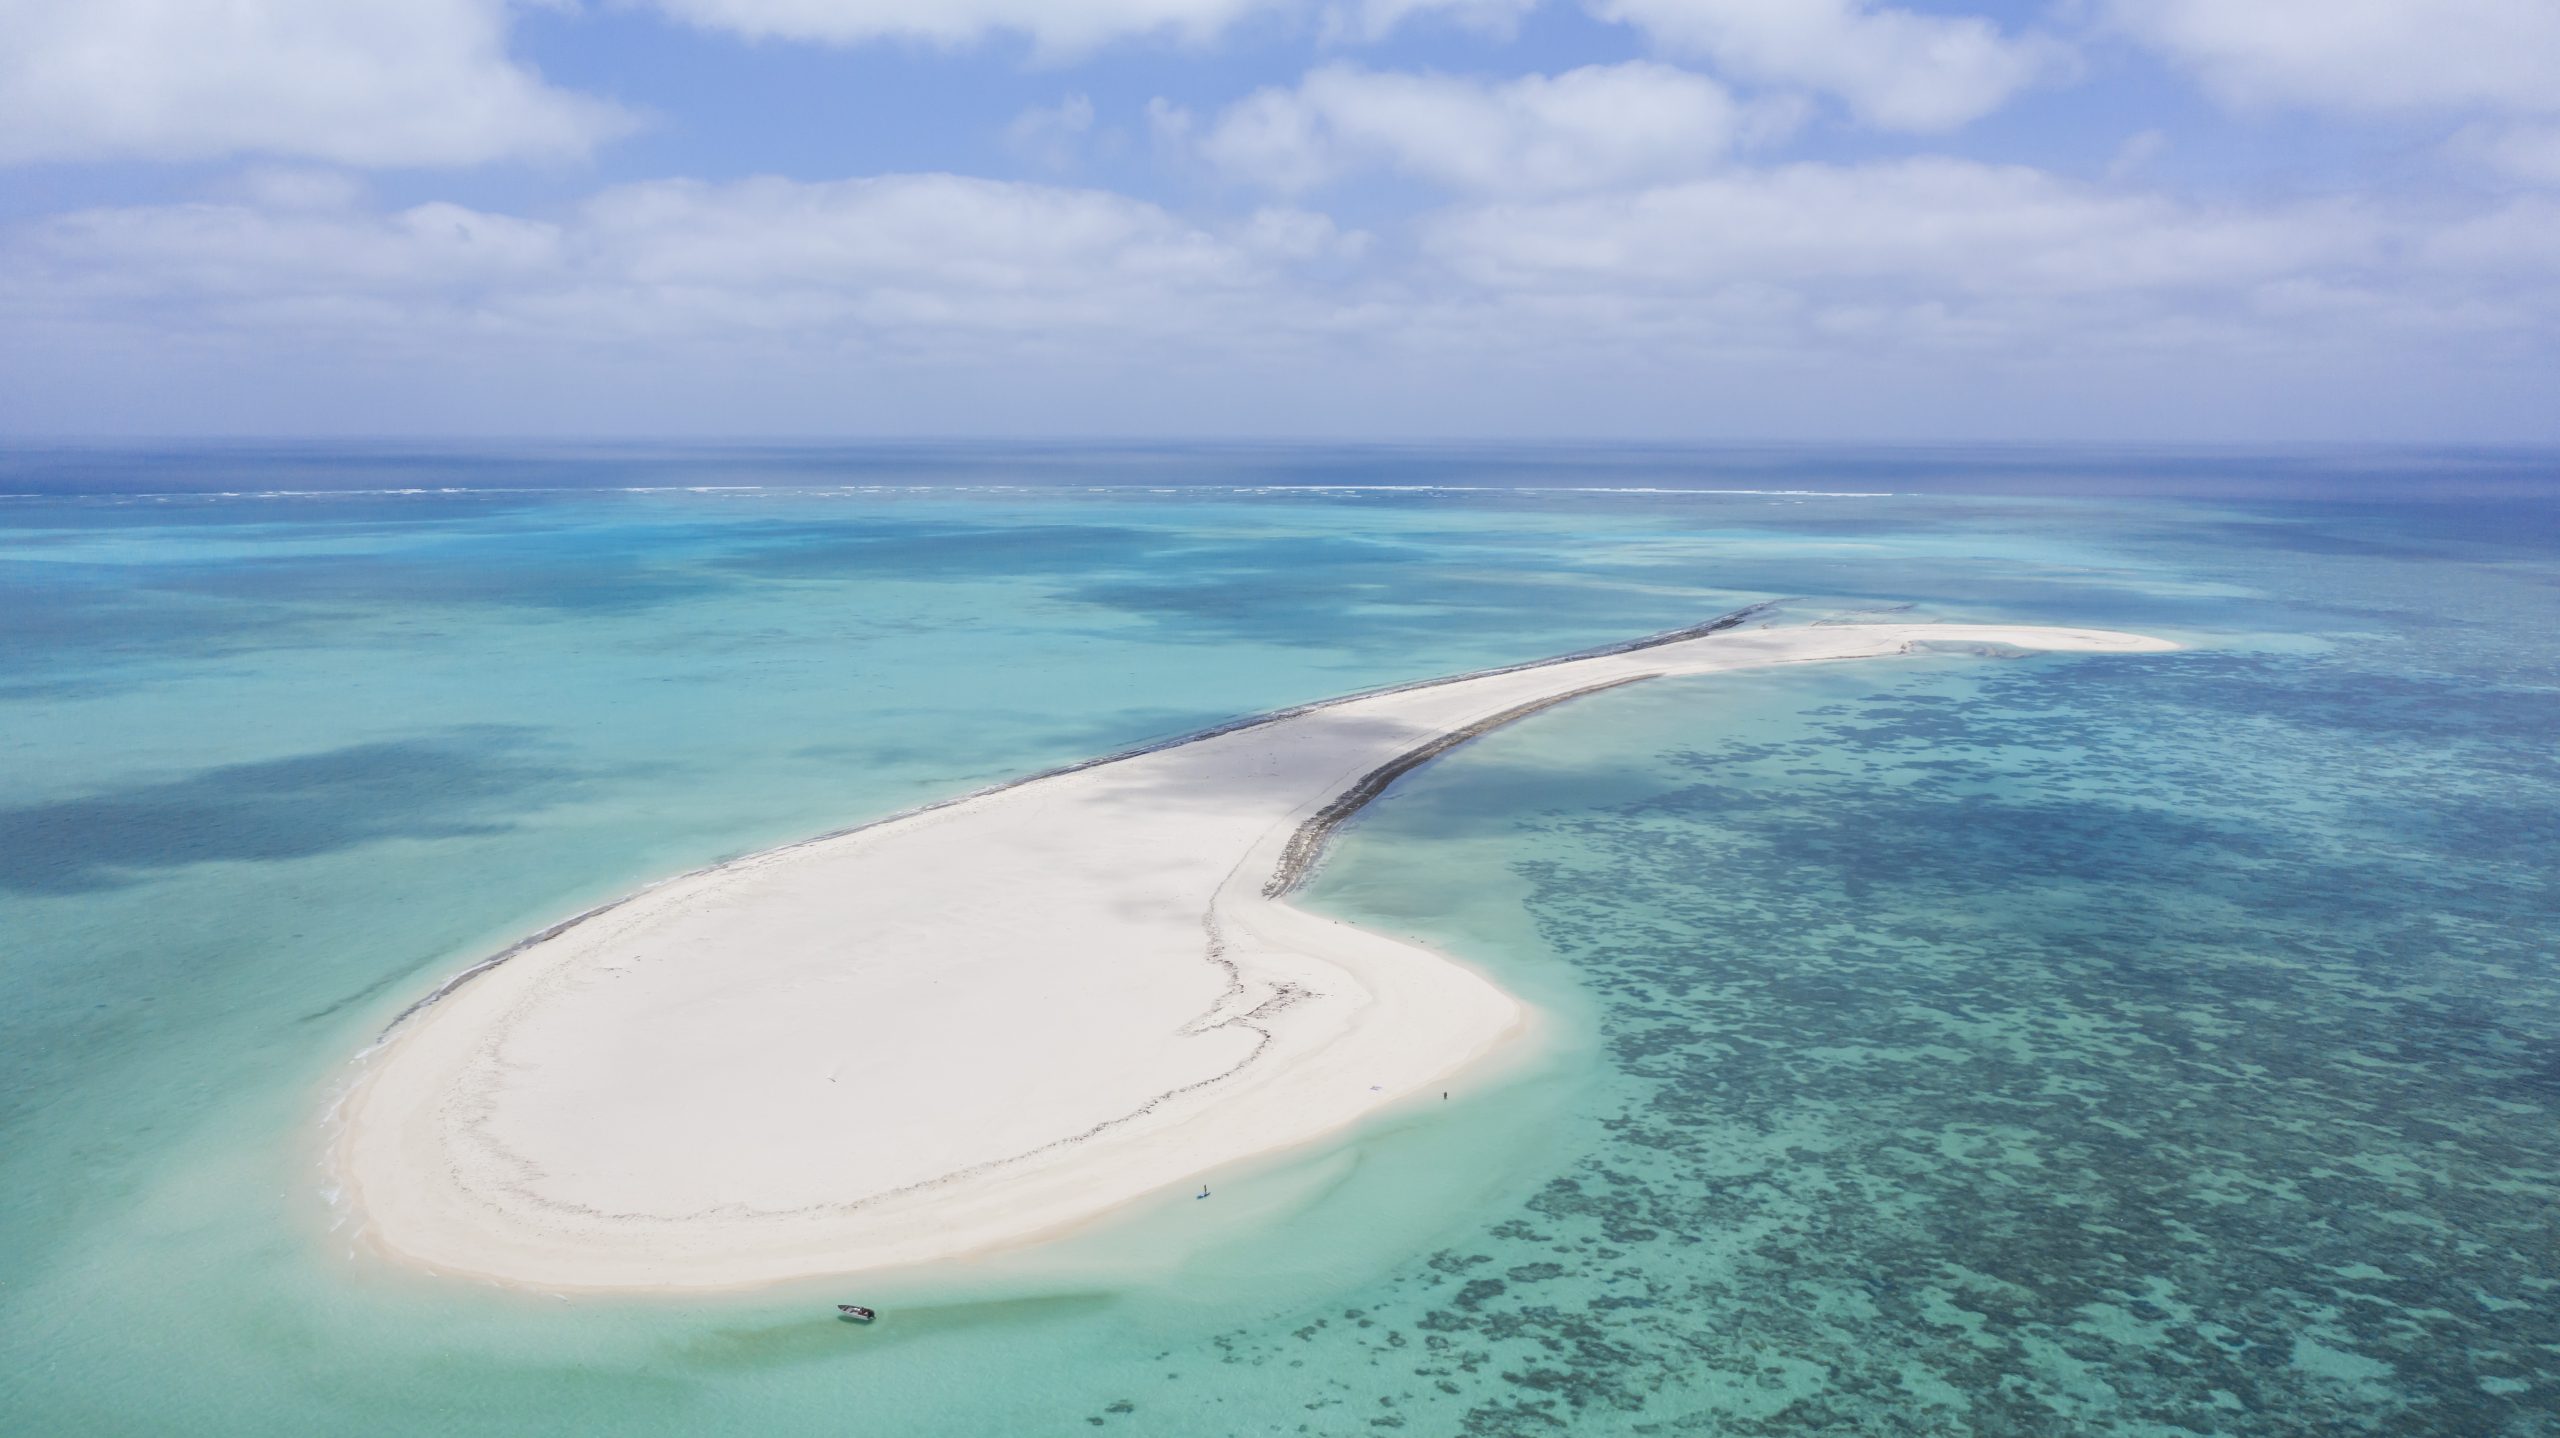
[{"xmin": 2, "ymin": 445, "xmax": 2554, "ymax": 1434}]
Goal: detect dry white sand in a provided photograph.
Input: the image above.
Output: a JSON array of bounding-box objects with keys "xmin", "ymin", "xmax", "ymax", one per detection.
[{"xmin": 333, "ymin": 619, "xmax": 2175, "ymax": 1289}]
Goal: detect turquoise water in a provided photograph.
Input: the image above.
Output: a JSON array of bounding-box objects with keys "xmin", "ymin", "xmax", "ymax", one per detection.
[{"xmin": 2, "ymin": 455, "xmax": 2554, "ymax": 1433}]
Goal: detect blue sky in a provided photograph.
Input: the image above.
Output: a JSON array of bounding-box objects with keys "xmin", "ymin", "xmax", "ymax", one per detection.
[{"xmin": 2, "ymin": 0, "xmax": 2555, "ymax": 439}]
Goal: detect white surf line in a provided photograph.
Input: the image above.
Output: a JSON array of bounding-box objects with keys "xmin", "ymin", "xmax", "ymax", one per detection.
[{"xmin": 331, "ymin": 618, "xmax": 2176, "ymax": 1291}]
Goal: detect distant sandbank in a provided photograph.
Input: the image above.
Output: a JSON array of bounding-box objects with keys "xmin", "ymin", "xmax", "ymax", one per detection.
[{"xmin": 332, "ymin": 617, "xmax": 2176, "ymax": 1290}]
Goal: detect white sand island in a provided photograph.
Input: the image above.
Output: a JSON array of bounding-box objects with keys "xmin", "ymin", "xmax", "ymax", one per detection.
[{"xmin": 333, "ymin": 616, "xmax": 2175, "ymax": 1290}]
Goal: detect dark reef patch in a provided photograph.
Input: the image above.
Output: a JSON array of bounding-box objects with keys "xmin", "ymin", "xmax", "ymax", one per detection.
[
  {"xmin": 0, "ymin": 728, "xmax": 583, "ymax": 894},
  {"xmin": 1187, "ymin": 642, "xmax": 2560, "ymax": 1435}
]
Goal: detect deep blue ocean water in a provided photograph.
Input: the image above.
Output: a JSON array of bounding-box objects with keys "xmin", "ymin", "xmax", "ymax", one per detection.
[{"xmin": 1, "ymin": 447, "xmax": 2554, "ymax": 1435}]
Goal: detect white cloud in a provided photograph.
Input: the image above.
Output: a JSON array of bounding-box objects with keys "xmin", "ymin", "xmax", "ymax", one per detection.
[
  {"xmin": 1005, "ymin": 93, "xmax": 1098, "ymax": 171},
  {"xmin": 1239, "ymin": 205, "xmax": 1372, "ymax": 261},
  {"xmin": 2421, "ymin": 196, "xmax": 2560, "ymax": 274},
  {"xmin": 646, "ymin": 0, "xmax": 1274, "ymax": 55},
  {"xmin": 649, "ymin": 0, "xmax": 1545, "ymax": 53},
  {"xmin": 1195, "ymin": 62, "xmax": 1747, "ymax": 194},
  {"xmin": 582, "ymin": 175, "xmax": 1265, "ymax": 311},
  {"xmin": 1591, "ymin": 0, "xmax": 2067, "ymax": 131},
  {"xmin": 6, "ymin": 164, "xmax": 2554, "ymax": 438},
  {"xmin": 19, "ymin": 199, "xmax": 562, "ymax": 315},
  {"xmin": 2112, "ymin": 0, "xmax": 2560, "ymax": 116},
  {"xmin": 225, "ymin": 168, "xmax": 376, "ymax": 214},
  {"xmin": 1422, "ymin": 159, "xmax": 2378, "ymax": 295},
  {"xmin": 2449, "ymin": 124, "xmax": 2560, "ymax": 186},
  {"xmin": 4, "ymin": 174, "xmax": 1357, "ymax": 349},
  {"xmin": 0, "ymin": 0, "xmax": 632, "ymax": 167},
  {"xmin": 1321, "ymin": 0, "xmax": 1541, "ymax": 43},
  {"xmin": 1146, "ymin": 97, "xmax": 1197, "ymax": 145},
  {"xmin": 21, "ymin": 160, "xmax": 2544, "ymax": 359},
  {"xmin": 2106, "ymin": 129, "xmax": 2168, "ymax": 183}
]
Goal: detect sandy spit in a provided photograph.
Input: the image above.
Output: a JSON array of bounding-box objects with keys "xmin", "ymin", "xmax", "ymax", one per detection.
[{"xmin": 332, "ymin": 619, "xmax": 2176, "ymax": 1290}]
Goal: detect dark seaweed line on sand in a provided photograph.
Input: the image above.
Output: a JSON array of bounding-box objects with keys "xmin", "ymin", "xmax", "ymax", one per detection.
[
  {"xmin": 481, "ymin": 908, "xmax": 1326, "ymax": 1227},
  {"xmin": 420, "ymin": 682, "xmax": 1661, "ymax": 1228},
  {"xmin": 460, "ymin": 676, "xmax": 1665, "ymax": 1228},
  {"xmin": 370, "ymin": 601, "xmax": 1786, "ymax": 1041},
  {"xmin": 1262, "ymin": 675, "xmax": 1655, "ymax": 900}
]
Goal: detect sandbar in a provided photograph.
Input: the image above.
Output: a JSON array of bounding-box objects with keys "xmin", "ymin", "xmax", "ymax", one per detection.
[{"xmin": 332, "ymin": 616, "xmax": 2175, "ymax": 1289}]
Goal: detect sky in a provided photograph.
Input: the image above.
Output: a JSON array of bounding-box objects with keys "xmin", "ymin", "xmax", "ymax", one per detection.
[{"xmin": 0, "ymin": 0, "xmax": 2555, "ymax": 440}]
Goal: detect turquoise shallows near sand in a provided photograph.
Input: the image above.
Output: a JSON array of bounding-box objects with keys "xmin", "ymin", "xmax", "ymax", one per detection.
[{"xmin": 2, "ymin": 460, "xmax": 2556, "ymax": 1435}]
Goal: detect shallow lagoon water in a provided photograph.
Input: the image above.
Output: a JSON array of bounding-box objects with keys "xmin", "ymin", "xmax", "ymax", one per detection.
[{"xmin": 2, "ymin": 452, "xmax": 2554, "ymax": 1434}]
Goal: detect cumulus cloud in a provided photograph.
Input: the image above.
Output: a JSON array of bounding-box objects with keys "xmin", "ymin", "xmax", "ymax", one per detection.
[
  {"xmin": 1591, "ymin": 0, "xmax": 2067, "ymax": 132},
  {"xmin": 1195, "ymin": 62, "xmax": 1748, "ymax": 194},
  {"xmin": 646, "ymin": 0, "xmax": 1276, "ymax": 55},
  {"xmin": 1422, "ymin": 159, "xmax": 2376, "ymax": 296},
  {"xmin": 2112, "ymin": 0, "xmax": 2560, "ymax": 115},
  {"xmin": 650, "ymin": 0, "xmax": 1545, "ymax": 54},
  {"xmin": 3, "ymin": 174, "xmax": 1364, "ymax": 350},
  {"xmin": 1321, "ymin": 0, "xmax": 1542, "ymax": 43},
  {"xmin": 15, "ymin": 161, "xmax": 2543, "ymax": 353},
  {"xmin": 1405, "ymin": 161, "xmax": 2559, "ymax": 424},
  {"xmin": 0, "ymin": 0, "xmax": 632, "ymax": 167}
]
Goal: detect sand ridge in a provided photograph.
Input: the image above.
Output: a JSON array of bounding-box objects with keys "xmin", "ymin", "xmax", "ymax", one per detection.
[{"xmin": 330, "ymin": 618, "xmax": 2177, "ymax": 1290}]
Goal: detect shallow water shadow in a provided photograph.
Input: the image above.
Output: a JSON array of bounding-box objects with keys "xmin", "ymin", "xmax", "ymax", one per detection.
[
  {"xmin": 705, "ymin": 520, "xmax": 1166, "ymax": 580},
  {"xmin": 0, "ymin": 726, "xmax": 584, "ymax": 894},
  {"xmin": 672, "ymin": 1290, "xmax": 1116, "ymax": 1371},
  {"xmin": 150, "ymin": 546, "xmax": 727, "ymax": 617}
]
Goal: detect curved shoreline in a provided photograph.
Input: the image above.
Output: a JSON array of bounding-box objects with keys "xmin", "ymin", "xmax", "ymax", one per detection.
[
  {"xmin": 333, "ymin": 618, "xmax": 2176, "ymax": 1290},
  {"xmin": 368, "ymin": 601, "xmax": 1785, "ymax": 1043},
  {"xmin": 1263, "ymin": 674, "xmax": 1656, "ymax": 898}
]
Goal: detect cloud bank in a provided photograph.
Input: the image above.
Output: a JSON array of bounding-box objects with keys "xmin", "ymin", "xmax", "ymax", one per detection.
[
  {"xmin": 1192, "ymin": 62, "xmax": 1752, "ymax": 194},
  {"xmin": 1593, "ymin": 0, "xmax": 2066, "ymax": 131},
  {"xmin": 0, "ymin": 0, "xmax": 2554, "ymax": 437}
]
